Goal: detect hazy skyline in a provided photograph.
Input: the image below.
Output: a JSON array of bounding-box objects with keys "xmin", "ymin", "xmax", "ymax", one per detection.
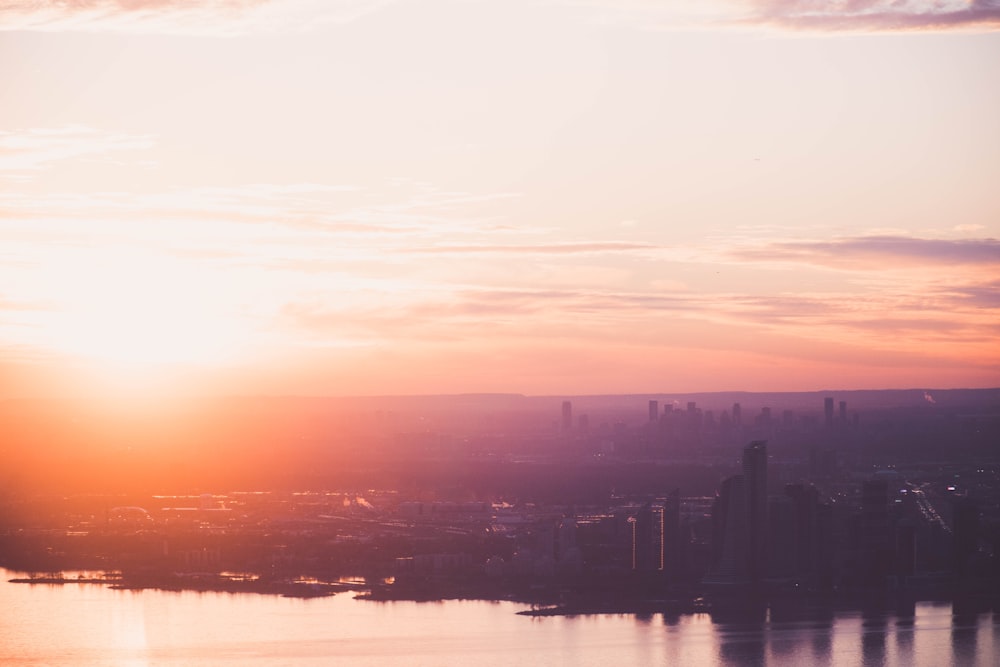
[{"xmin": 2, "ymin": 0, "xmax": 998, "ymax": 400}]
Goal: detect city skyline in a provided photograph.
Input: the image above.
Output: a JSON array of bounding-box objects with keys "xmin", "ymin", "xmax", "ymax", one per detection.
[{"xmin": 2, "ymin": 1, "xmax": 999, "ymax": 402}]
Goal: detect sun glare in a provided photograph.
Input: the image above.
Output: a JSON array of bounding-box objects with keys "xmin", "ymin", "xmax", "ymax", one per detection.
[{"xmin": 40, "ymin": 249, "xmax": 251, "ymax": 374}]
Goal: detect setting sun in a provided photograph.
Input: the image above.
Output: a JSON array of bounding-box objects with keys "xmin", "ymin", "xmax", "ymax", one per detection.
[{"xmin": 35, "ymin": 248, "xmax": 253, "ymax": 372}]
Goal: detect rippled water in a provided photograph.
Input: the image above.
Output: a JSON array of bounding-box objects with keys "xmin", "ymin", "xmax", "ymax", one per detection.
[{"xmin": 1, "ymin": 569, "xmax": 996, "ymax": 666}]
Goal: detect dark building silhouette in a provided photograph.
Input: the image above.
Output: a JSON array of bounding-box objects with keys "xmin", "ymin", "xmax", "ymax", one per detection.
[
  {"xmin": 709, "ymin": 474, "xmax": 746, "ymax": 582},
  {"xmin": 648, "ymin": 400, "xmax": 658, "ymax": 423},
  {"xmin": 708, "ymin": 441, "xmax": 769, "ymax": 585},
  {"xmin": 824, "ymin": 397, "xmax": 835, "ymax": 428},
  {"xmin": 743, "ymin": 440, "xmax": 768, "ymax": 582},
  {"xmin": 895, "ymin": 522, "xmax": 916, "ymax": 578},
  {"xmin": 629, "ymin": 502, "xmax": 667, "ymax": 573},
  {"xmin": 768, "ymin": 495, "xmax": 796, "ymax": 578},
  {"xmin": 952, "ymin": 497, "xmax": 980, "ymax": 577},
  {"xmin": 839, "ymin": 400, "xmax": 847, "ymax": 423},
  {"xmin": 732, "ymin": 402, "xmax": 742, "ymax": 426},
  {"xmin": 785, "ymin": 483, "xmax": 824, "ymax": 581},
  {"xmin": 662, "ymin": 490, "xmax": 683, "ymax": 580},
  {"xmin": 859, "ymin": 478, "xmax": 892, "ymax": 583}
]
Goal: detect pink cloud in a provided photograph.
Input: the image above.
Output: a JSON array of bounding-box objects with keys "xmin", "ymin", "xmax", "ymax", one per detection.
[
  {"xmin": 732, "ymin": 236, "xmax": 1000, "ymax": 269},
  {"xmin": 0, "ymin": 0, "xmax": 386, "ymax": 34},
  {"xmin": 747, "ymin": 0, "xmax": 1000, "ymax": 32},
  {"xmin": 402, "ymin": 242, "xmax": 658, "ymax": 256}
]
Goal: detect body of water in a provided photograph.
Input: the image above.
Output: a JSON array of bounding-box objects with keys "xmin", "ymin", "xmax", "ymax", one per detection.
[{"xmin": 1, "ymin": 570, "xmax": 996, "ymax": 666}]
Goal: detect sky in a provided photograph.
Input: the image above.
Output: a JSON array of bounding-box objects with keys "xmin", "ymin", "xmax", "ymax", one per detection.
[{"xmin": 1, "ymin": 0, "xmax": 999, "ymax": 400}]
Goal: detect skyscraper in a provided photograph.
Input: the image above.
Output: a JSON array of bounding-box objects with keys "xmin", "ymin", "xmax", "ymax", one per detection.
[
  {"xmin": 648, "ymin": 399, "xmax": 659, "ymax": 423},
  {"xmin": 743, "ymin": 440, "xmax": 768, "ymax": 583},
  {"xmin": 708, "ymin": 441, "xmax": 769, "ymax": 585},
  {"xmin": 710, "ymin": 474, "xmax": 746, "ymax": 582},
  {"xmin": 824, "ymin": 397, "xmax": 835, "ymax": 428}
]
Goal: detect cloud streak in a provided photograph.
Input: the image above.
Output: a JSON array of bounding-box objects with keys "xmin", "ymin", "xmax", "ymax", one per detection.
[
  {"xmin": 0, "ymin": 0, "xmax": 391, "ymax": 35},
  {"xmin": 559, "ymin": 0, "xmax": 1000, "ymax": 32},
  {"xmin": 403, "ymin": 242, "xmax": 658, "ymax": 256},
  {"xmin": 732, "ymin": 236, "xmax": 1000, "ymax": 269},
  {"xmin": 0, "ymin": 127, "xmax": 154, "ymax": 177},
  {"xmin": 747, "ymin": 0, "xmax": 1000, "ymax": 32}
]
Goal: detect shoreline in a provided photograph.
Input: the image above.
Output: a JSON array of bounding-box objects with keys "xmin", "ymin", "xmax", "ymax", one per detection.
[
  {"xmin": 8, "ymin": 573, "xmax": 361, "ymax": 598},
  {"xmin": 9, "ymin": 570, "xmax": 999, "ymax": 616}
]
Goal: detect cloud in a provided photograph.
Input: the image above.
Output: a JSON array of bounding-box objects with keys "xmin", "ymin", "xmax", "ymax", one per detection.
[
  {"xmin": 7, "ymin": 0, "xmax": 995, "ymax": 35},
  {"xmin": 732, "ymin": 236, "xmax": 1000, "ymax": 269},
  {"xmin": 557, "ymin": 0, "xmax": 1000, "ymax": 33},
  {"xmin": 0, "ymin": 0, "xmax": 392, "ymax": 35},
  {"xmin": 746, "ymin": 0, "xmax": 1000, "ymax": 32},
  {"xmin": 402, "ymin": 242, "xmax": 658, "ymax": 256},
  {"xmin": 935, "ymin": 279, "xmax": 1000, "ymax": 309},
  {"xmin": 0, "ymin": 126, "xmax": 154, "ymax": 177},
  {"xmin": 270, "ymin": 281, "xmax": 999, "ymax": 382}
]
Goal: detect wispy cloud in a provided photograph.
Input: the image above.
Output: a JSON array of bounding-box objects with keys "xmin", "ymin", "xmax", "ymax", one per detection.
[
  {"xmin": 6, "ymin": 0, "xmax": 995, "ymax": 35},
  {"xmin": 403, "ymin": 242, "xmax": 658, "ymax": 256},
  {"xmin": 746, "ymin": 0, "xmax": 1000, "ymax": 32},
  {"xmin": 732, "ymin": 236, "xmax": 1000, "ymax": 269},
  {"xmin": 0, "ymin": 0, "xmax": 392, "ymax": 35},
  {"xmin": 558, "ymin": 0, "xmax": 1000, "ymax": 32},
  {"xmin": 0, "ymin": 127, "xmax": 154, "ymax": 178}
]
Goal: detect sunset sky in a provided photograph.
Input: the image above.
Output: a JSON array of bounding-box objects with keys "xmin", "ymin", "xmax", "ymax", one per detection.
[{"xmin": 2, "ymin": 0, "xmax": 998, "ymax": 399}]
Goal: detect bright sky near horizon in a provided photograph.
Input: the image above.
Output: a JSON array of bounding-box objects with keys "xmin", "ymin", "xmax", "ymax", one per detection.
[{"xmin": 1, "ymin": 0, "xmax": 998, "ymax": 399}]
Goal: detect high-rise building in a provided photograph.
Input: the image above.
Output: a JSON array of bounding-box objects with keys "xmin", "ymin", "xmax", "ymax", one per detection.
[
  {"xmin": 732, "ymin": 402, "xmax": 742, "ymax": 426},
  {"xmin": 648, "ymin": 400, "xmax": 659, "ymax": 423},
  {"xmin": 632, "ymin": 503, "xmax": 657, "ymax": 572},
  {"xmin": 953, "ymin": 497, "xmax": 980, "ymax": 577},
  {"xmin": 710, "ymin": 474, "xmax": 746, "ymax": 582},
  {"xmin": 785, "ymin": 483, "xmax": 822, "ymax": 580},
  {"xmin": 663, "ymin": 490, "xmax": 682, "ymax": 579},
  {"xmin": 561, "ymin": 401, "xmax": 572, "ymax": 432},
  {"xmin": 743, "ymin": 440, "xmax": 768, "ymax": 582},
  {"xmin": 860, "ymin": 478, "xmax": 891, "ymax": 581},
  {"xmin": 707, "ymin": 441, "xmax": 770, "ymax": 585},
  {"xmin": 824, "ymin": 397, "xmax": 835, "ymax": 427},
  {"xmin": 839, "ymin": 400, "xmax": 847, "ymax": 423}
]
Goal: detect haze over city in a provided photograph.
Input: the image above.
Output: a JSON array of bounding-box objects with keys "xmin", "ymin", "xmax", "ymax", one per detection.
[{"xmin": 2, "ymin": 0, "xmax": 998, "ymax": 402}]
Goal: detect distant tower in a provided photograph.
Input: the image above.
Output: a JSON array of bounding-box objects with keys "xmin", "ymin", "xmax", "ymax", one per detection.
[
  {"xmin": 839, "ymin": 400, "xmax": 847, "ymax": 423},
  {"xmin": 824, "ymin": 397, "xmax": 835, "ymax": 427},
  {"xmin": 743, "ymin": 440, "xmax": 768, "ymax": 583},
  {"xmin": 732, "ymin": 402, "xmax": 742, "ymax": 426},
  {"xmin": 561, "ymin": 401, "xmax": 572, "ymax": 432},
  {"xmin": 648, "ymin": 400, "xmax": 659, "ymax": 423}
]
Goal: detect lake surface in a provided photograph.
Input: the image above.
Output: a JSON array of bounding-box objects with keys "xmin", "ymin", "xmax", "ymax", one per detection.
[{"xmin": 1, "ymin": 569, "xmax": 996, "ymax": 666}]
